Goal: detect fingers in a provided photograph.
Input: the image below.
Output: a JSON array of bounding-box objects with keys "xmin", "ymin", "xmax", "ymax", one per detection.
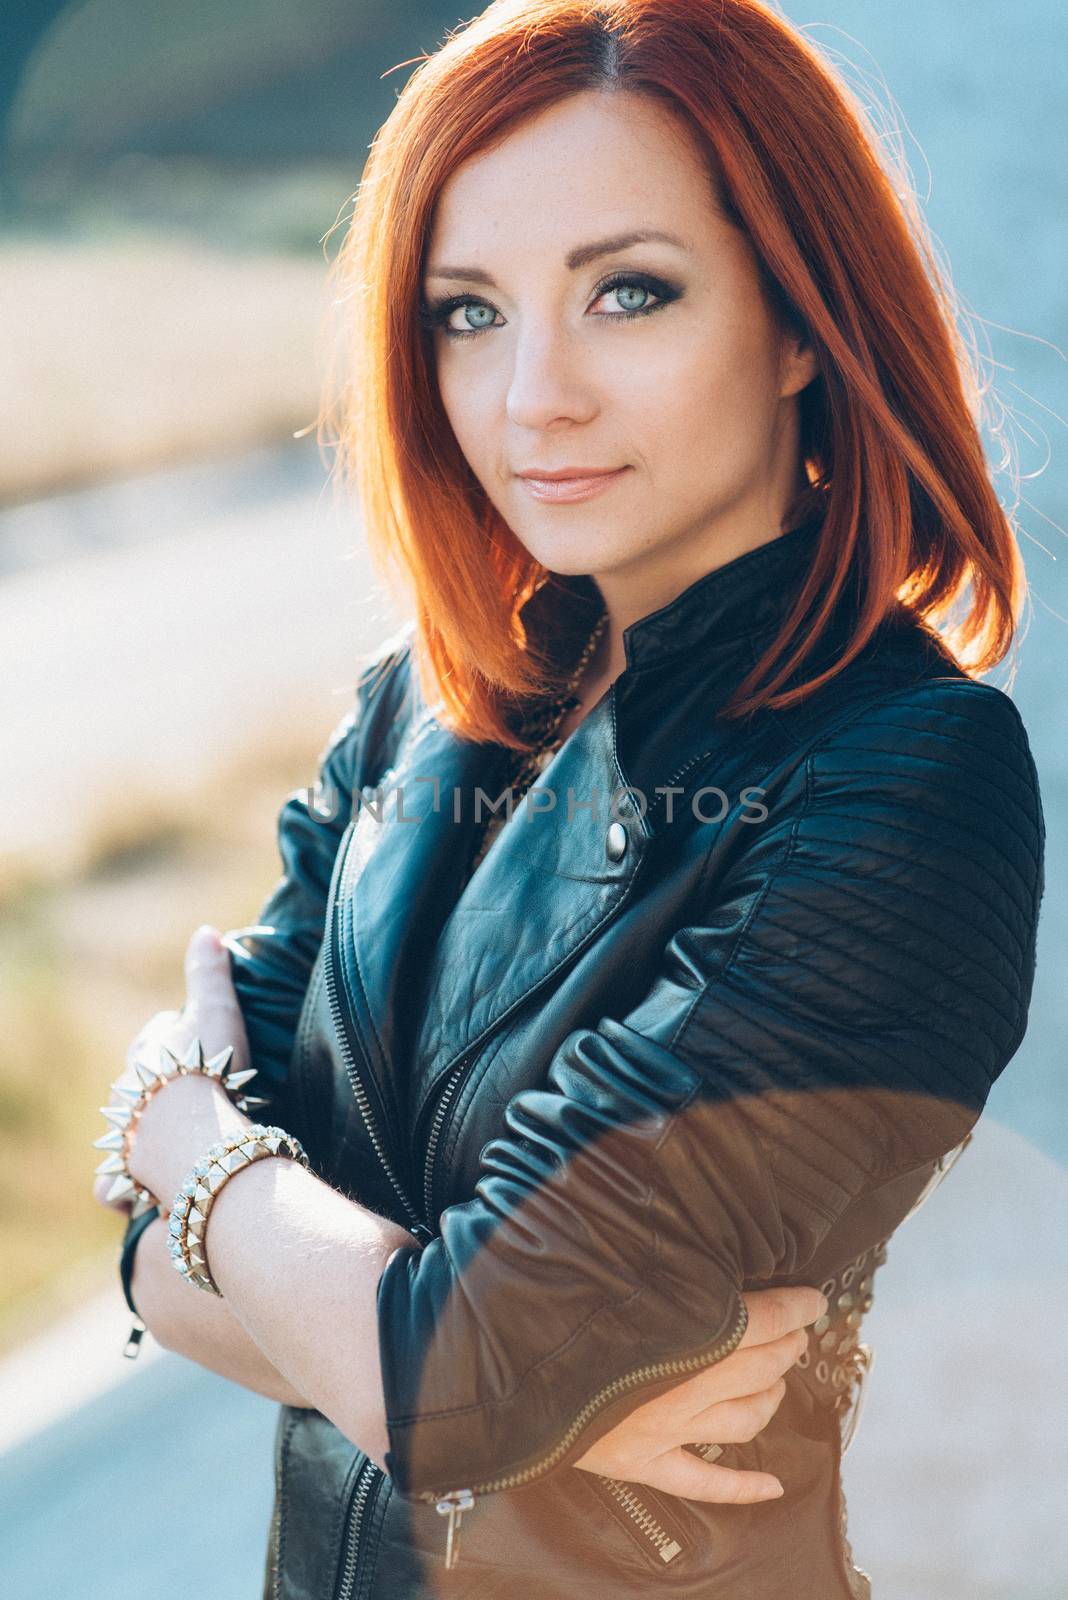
[
  {"xmin": 101, "ymin": 1009, "xmax": 183, "ymax": 1210},
  {"xmin": 124, "ymin": 1010, "xmax": 184, "ymax": 1083},
  {"xmin": 184, "ymin": 924, "xmax": 240, "ymax": 1012},
  {"xmin": 634, "ymin": 1447, "xmax": 784, "ymax": 1505},
  {"xmin": 738, "ymin": 1285, "xmax": 827, "ymax": 1349},
  {"xmin": 181, "ymin": 925, "xmax": 251, "ymax": 1064},
  {"xmin": 119, "ymin": 926, "xmax": 246, "ymax": 1089},
  {"xmin": 96, "ymin": 927, "xmax": 248, "ymax": 1214},
  {"xmin": 668, "ymin": 1326, "xmax": 807, "ymax": 1414},
  {"xmin": 689, "ymin": 1379, "xmax": 786, "ymax": 1443},
  {"xmin": 571, "ymin": 1370, "xmax": 791, "ymax": 1488}
]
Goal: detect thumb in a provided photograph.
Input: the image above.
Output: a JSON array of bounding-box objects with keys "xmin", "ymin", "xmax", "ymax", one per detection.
[
  {"xmin": 180, "ymin": 924, "xmax": 249, "ymax": 1067},
  {"xmin": 183, "ymin": 924, "xmax": 228, "ymax": 1000}
]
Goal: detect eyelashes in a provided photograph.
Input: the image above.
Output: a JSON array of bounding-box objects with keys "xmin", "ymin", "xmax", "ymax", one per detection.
[{"xmin": 418, "ymin": 270, "xmax": 682, "ymax": 341}]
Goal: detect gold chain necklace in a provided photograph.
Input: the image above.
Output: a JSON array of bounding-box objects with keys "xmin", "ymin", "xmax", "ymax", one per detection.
[{"xmin": 469, "ymin": 608, "xmax": 608, "ymax": 873}]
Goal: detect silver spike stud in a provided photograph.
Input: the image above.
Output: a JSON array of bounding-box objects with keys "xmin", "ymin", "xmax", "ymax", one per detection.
[
  {"xmin": 157, "ymin": 1044, "xmax": 183, "ymax": 1079},
  {"xmin": 105, "ymin": 1173, "xmax": 137, "ymax": 1203},
  {"xmin": 237, "ymin": 1095, "xmax": 270, "ymax": 1112},
  {"xmin": 100, "ymin": 1104, "xmax": 132, "ymax": 1129},
  {"xmin": 180, "ymin": 1037, "xmax": 207, "ymax": 1072},
  {"xmin": 110, "ymin": 1081, "xmax": 142, "ymax": 1104},
  {"xmin": 95, "ymin": 1154, "xmax": 127, "ymax": 1175},
  {"xmin": 205, "ymin": 1046, "xmax": 234, "ymax": 1080},
  {"xmin": 134, "ymin": 1060, "xmax": 160, "ymax": 1090},
  {"xmin": 223, "ymin": 1068, "xmax": 257, "ymax": 1092},
  {"xmin": 93, "ymin": 1129, "xmax": 125, "ymax": 1151}
]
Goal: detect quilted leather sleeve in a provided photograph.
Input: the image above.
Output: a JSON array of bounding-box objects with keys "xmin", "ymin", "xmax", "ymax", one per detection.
[
  {"xmin": 220, "ymin": 710, "xmax": 360, "ymax": 1130},
  {"xmin": 222, "ymin": 631, "xmax": 415, "ymax": 1129},
  {"xmin": 376, "ymin": 679, "xmax": 1046, "ymax": 1497}
]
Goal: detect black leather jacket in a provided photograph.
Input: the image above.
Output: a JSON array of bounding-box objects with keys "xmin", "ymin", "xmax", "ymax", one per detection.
[{"xmin": 155, "ymin": 520, "xmax": 1044, "ymax": 1598}]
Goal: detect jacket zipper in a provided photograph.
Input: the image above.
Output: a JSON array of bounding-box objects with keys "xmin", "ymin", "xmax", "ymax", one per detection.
[
  {"xmin": 271, "ymin": 1411, "xmax": 298, "ymax": 1600},
  {"xmin": 593, "ymin": 1475, "xmax": 684, "ymax": 1564},
  {"xmin": 336, "ymin": 1458, "xmax": 379, "ymax": 1600},
  {"xmin": 328, "ymin": 768, "xmax": 742, "ymax": 1572},
  {"xmin": 419, "ymin": 829, "xmax": 648, "ymax": 1225},
  {"xmin": 422, "ymin": 1061, "xmax": 465, "ymax": 1221},
  {"xmin": 427, "ymin": 1291, "xmax": 749, "ymax": 1569},
  {"xmin": 591, "ymin": 1440, "xmax": 725, "ymax": 1561},
  {"xmin": 323, "ymin": 816, "xmax": 422, "ymax": 1599},
  {"xmin": 325, "ymin": 821, "xmax": 426, "ymax": 1236}
]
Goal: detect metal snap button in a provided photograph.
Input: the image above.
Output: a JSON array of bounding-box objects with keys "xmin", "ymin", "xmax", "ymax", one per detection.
[{"xmin": 605, "ymin": 821, "xmax": 627, "ymax": 862}]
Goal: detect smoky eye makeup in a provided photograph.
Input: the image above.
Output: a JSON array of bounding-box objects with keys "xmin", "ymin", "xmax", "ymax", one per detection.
[{"xmin": 417, "ymin": 268, "xmax": 684, "ymax": 341}]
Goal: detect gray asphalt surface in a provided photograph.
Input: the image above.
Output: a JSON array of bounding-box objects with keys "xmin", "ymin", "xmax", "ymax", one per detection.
[{"xmin": 0, "ymin": 1352, "xmax": 277, "ymax": 1600}]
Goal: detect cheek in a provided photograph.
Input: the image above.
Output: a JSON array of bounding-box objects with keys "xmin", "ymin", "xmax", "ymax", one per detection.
[
  {"xmin": 436, "ymin": 358, "xmax": 494, "ymax": 462},
  {"xmin": 660, "ymin": 315, "xmax": 781, "ymax": 456}
]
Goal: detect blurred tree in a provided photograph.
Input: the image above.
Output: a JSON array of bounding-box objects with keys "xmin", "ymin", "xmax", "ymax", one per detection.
[
  {"xmin": 3, "ymin": 1, "xmax": 466, "ymax": 187},
  {"xmin": 0, "ymin": 0, "xmax": 80, "ymax": 213}
]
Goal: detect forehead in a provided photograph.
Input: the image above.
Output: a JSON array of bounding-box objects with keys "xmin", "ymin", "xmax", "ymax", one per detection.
[{"xmin": 426, "ymin": 89, "xmax": 715, "ymax": 260}]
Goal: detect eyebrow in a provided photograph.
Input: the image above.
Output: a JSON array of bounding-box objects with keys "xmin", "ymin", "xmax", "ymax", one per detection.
[{"xmin": 424, "ymin": 228, "xmax": 690, "ymax": 285}]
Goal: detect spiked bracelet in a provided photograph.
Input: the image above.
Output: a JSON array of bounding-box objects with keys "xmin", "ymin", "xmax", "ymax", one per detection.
[
  {"xmin": 168, "ymin": 1123, "xmax": 310, "ymax": 1295},
  {"xmin": 93, "ymin": 1035, "xmax": 269, "ymax": 1215}
]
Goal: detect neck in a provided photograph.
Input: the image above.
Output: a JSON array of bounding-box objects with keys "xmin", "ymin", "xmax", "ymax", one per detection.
[{"xmin": 583, "ymin": 479, "xmax": 817, "ymax": 684}]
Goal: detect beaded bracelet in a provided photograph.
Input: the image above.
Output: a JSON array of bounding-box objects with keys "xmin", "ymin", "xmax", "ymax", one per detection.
[{"xmin": 168, "ymin": 1123, "xmax": 310, "ymax": 1295}]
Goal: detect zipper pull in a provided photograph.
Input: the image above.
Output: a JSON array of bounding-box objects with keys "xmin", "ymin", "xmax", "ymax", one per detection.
[
  {"xmin": 123, "ymin": 1317, "xmax": 147, "ymax": 1359},
  {"xmin": 435, "ymin": 1488, "xmax": 474, "ymax": 1569}
]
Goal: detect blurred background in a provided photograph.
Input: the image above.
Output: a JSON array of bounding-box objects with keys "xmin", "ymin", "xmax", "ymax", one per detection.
[{"xmin": 0, "ymin": 2, "xmax": 1063, "ymax": 1597}]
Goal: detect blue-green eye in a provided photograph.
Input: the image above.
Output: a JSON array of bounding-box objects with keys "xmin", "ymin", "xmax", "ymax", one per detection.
[
  {"xmin": 418, "ymin": 270, "xmax": 681, "ymax": 341},
  {"xmin": 450, "ymin": 302, "xmax": 498, "ymax": 334},
  {"xmin": 610, "ymin": 281, "xmax": 653, "ymax": 313},
  {"xmin": 417, "ymin": 296, "xmax": 503, "ymax": 339}
]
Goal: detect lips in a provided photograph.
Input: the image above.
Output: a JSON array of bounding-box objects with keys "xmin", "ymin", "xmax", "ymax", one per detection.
[
  {"xmin": 517, "ymin": 466, "xmax": 630, "ymax": 504},
  {"xmin": 517, "ymin": 467, "xmax": 622, "ymax": 480}
]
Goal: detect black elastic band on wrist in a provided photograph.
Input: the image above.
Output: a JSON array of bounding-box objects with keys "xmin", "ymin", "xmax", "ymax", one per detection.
[{"xmin": 119, "ymin": 1204, "xmax": 160, "ymax": 1317}]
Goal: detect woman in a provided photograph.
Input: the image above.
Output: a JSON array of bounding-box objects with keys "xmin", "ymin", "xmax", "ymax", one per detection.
[{"xmin": 94, "ymin": 1, "xmax": 1045, "ymax": 1595}]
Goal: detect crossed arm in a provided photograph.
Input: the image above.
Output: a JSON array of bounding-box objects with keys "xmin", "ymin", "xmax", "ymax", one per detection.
[
  {"xmin": 105, "ymin": 953, "xmax": 820, "ymax": 1501},
  {"xmin": 101, "ymin": 669, "xmax": 1044, "ymax": 1504}
]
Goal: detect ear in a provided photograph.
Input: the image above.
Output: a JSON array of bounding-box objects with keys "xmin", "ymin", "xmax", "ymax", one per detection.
[{"xmin": 779, "ymin": 324, "xmax": 819, "ymax": 399}]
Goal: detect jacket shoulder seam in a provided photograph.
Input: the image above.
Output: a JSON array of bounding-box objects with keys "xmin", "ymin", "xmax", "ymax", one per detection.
[{"xmin": 803, "ymin": 674, "xmax": 1027, "ymax": 762}]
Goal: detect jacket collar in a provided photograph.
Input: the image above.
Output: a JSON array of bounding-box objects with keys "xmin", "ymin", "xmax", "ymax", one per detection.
[
  {"xmin": 621, "ymin": 512, "xmax": 825, "ymax": 671},
  {"xmin": 514, "ymin": 509, "xmax": 826, "ymax": 684}
]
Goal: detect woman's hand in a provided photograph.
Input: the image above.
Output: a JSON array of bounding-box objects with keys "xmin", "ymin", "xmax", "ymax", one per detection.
[
  {"xmin": 572, "ymin": 1285, "xmax": 826, "ymax": 1502},
  {"xmin": 93, "ymin": 925, "xmax": 253, "ymax": 1213}
]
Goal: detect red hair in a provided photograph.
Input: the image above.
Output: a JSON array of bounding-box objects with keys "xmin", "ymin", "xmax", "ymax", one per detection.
[{"xmin": 320, "ymin": 0, "xmax": 1028, "ymax": 748}]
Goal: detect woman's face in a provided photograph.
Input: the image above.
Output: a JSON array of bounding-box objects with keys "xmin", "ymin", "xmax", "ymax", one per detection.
[{"xmin": 421, "ymin": 88, "xmax": 818, "ymax": 619}]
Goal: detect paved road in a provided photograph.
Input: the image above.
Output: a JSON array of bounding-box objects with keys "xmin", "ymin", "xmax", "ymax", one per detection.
[
  {"xmin": 0, "ymin": 441, "xmax": 403, "ymax": 880},
  {"xmin": 0, "ymin": 1339, "xmax": 277, "ymax": 1600}
]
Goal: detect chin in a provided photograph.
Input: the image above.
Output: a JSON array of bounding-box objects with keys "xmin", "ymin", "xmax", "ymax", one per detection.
[{"xmin": 511, "ymin": 522, "xmax": 635, "ymax": 577}]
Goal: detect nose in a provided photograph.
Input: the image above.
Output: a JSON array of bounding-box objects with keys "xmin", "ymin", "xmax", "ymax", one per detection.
[{"xmin": 505, "ymin": 325, "xmax": 598, "ymax": 432}]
